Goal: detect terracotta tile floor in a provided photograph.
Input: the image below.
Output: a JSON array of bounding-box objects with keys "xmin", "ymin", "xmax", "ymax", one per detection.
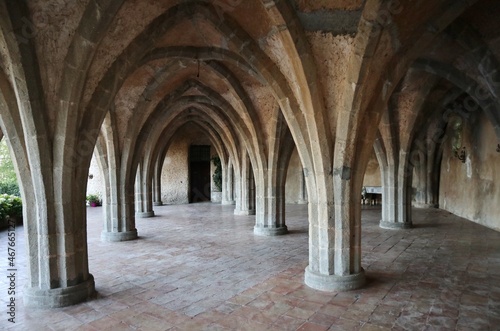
[{"xmin": 1, "ymin": 203, "xmax": 500, "ymax": 330}]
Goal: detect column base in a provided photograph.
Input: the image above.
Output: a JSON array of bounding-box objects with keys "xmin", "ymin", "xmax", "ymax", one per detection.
[
  {"xmin": 412, "ymin": 202, "xmax": 438, "ymax": 209},
  {"xmin": 254, "ymin": 225, "xmax": 288, "ymax": 236},
  {"xmin": 136, "ymin": 211, "xmax": 155, "ymax": 218},
  {"xmin": 211, "ymin": 192, "xmax": 222, "ymax": 203},
  {"xmin": 379, "ymin": 220, "xmax": 412, "ymax": 229},
  {"xmin": 101, "ymin": 229, "xmax": 138, "ymax": 242},
  {"xmin": 24, "ymin": 274, "xmax": 95, "ymax": 308},
  {"xmin": 304, "ymin": 266, "xmax": 365, "ymax": 292},
  {"xmin": 234, "ymin": 209, "xmax": 255, "ymax": 216},
  {"xmin": 153, "ymin": 201, "xmax": 163, "ymax": 206}
]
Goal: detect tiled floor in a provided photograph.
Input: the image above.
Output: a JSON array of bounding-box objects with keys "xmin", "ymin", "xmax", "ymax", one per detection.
[{"xmin": 1, "ymin": 203, "xmax": 500, "ymax": 330}]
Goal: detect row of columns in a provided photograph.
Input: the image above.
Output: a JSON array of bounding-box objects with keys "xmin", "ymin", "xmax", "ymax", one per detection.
[
  {"xmin": 128, "ymin": 154, "xmax": 255, "ymax": 218},
  {"xmin": 126, "ymin": 151, "xmax": 311, "ymax": 235}
]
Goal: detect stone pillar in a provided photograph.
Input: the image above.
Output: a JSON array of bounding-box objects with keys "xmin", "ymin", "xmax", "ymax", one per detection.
[
  {"xmin": 228, "ymin": 163, "xmax": 235, "ymax": 203},
  {"xmin": 23, "ymin": 198, "xmax": 96, "ymax": 308},
  {"xmin": 101, "ymin": 171, "xmax": 138, "ymax": 242},
  {"xmin": 304, "ymin": 167, "xmax": 365, "ymax": 292},
  {"xmin": 220, "ymin": 160, "xmax": 229, "ymax": 204},
  {"xmin": 135, "ymin": 162, "xmax": 155, "ymax": 218},
  {"xmin": 233, "ymin": 169, "xmax": 241, "ymax": 212},
  {"xmin": 297, "ymin": 168, "xmax": 308, "ymax": 204},
  {"xmin": 414, "ymin": 144, "xmax": 440, "ymax": 208},
  {"xmin": 380, "ymin": 152, "xmax": 413, "ymax": 229},
  {"xmin": 254, "ymin": 166, "xmax": 288, "ymax": 236},
  {"xmin": 412, "ymin": 152, "xmax": 427, "ymax": 208},
  {"xmin": 142, "ymin": 173, "xmax": 155, "ymax": 217},
  {"xmin": 98, "ymin": 135, "xmax": 138, "ymax": 243},
  {"xmin": 412, "ymin": 151, "xmax": 437, "ymax": 209},
  {"xmin": 426, "ymin": 150, "xmax": 440, "ymax": 208},
  {"xmin": 234, "ymin": 155, "xmax": 255, "ymax": 215},
  {"xmin": 222, "ymin": 160, "xmax": 235, "ymax": 205},
  {"xmin": 4, "ymin": 129, "xmax": 97, "ymax": 307},
  {"xmin": 153, "ymin": 157, "xmax": 163, "ymax": 206}
]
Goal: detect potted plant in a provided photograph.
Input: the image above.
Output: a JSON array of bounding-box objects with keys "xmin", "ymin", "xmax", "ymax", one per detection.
[{"xmin": 86, "ymin": 194, "xmax": 101, "ymax": 207}]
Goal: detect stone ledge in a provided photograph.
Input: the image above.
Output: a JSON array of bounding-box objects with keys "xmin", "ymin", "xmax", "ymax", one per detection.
[
  {"xmin": 24, "ymin": 274, "xmax": 95, "ymax": 308},
  {"xmin": 101, "ymin": 229, "xmax": 138, "ymax": 242},
  {"xmin": 254, "ymin": 225, "xmax": 288, "ymax": 236},
  {"xmin": 379, "ymin": 220, "xmax": 413, "ymax": 229},
  {"xmin": 305, "ymin": 266, "xmax": 365, "ymax": 292},
  {"xmin": 153, "ymin": 201, "xmax": 163, "ymax": 206}
]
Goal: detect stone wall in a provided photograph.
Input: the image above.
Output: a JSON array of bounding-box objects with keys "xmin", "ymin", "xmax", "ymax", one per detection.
[
  {"xmin": 160, "ymin": 124, "xmax": 213, "ymax": 205},
  {"xmin": 440, "ymin": 113, "xmax": 500, "ymax": 231}
]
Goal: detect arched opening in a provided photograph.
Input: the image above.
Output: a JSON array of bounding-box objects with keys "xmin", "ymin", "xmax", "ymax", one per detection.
[{"xmin": 0, "ymin": 136, "xmax": 23, "ymax": 228}]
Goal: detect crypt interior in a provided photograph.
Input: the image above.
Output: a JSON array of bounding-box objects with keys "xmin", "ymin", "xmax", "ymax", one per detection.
[{"xmin": 0, "ymin": 0, "xmax": 500, "ymax": 330}]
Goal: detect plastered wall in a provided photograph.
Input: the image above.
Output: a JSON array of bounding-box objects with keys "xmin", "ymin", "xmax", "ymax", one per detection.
[
  {"xmin": 440, "ymin": 113, "xmax": 500, "ymax": 231},
  {"xmin": 160, "ymin": 124, "xmax": 213, "ymax": 205}
]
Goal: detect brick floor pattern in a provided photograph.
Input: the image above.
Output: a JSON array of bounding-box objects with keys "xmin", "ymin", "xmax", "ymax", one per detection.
[{"xmin": 1, "ymin": 204, "xmax": 499, "ymax": 330}]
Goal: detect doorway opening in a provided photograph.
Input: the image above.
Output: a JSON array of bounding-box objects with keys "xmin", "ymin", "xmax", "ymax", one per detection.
[{"xmin": 189, "ymin": 145, "xmax": 211, "ymax": 202}]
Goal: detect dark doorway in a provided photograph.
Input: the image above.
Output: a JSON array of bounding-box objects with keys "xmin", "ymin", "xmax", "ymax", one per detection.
[{"xmin": 189, "ymin": 145, "xmax": 211, "ymax": 202}]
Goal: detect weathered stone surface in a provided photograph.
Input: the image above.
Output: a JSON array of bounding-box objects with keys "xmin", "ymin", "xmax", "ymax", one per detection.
[{"xmin": 0, "ymin": 0, "xmax": 498, "ymax": 308}]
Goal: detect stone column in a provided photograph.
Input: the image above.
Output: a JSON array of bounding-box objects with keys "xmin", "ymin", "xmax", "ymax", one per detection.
[
  {"xmin": 412, "ymin": 152, "xmax": 426, "ymax": 207},
  {"xmin": 234, "ymin": 155, "xmax": 255, "ymax": 215},
  {"xmin": 233, "ymin": 169, "xmax": 241, "ymax": 212},
  {"xmin": 153, "ymin": 157, "xmax": 163, "ymax": 206},
  {"xmin": 98, "ymin": 134, "xmax": 138, "ymax": 243},
  {"xmin": 254, "ymin": 166, "xmax": 288, "ymax": 236},
  {"xmin": 222, "ymin": 160, "xmax": 235, "ymax": 205},
  {"xmin": 426, "ymin": 149, "xmax": 440, "ymax": 208},
  {"xmin": 380, "ymin": 152, "xmax": 413, "ymax": 229},
  {"xmin": 101, "ymin": 169, "xmax": 138, "ymax": 242},
  {"xmin": 412, "ymin": 151, "xmax": 436, "ymax": 208},
  {"xmin": 297, "ymin": 168, "xmax": 308, "ymax": 204},
  {"xmin": 304, "ymin": 166, "xmax": 366, "ymax": 292},
  {"xmin": 135, "ymin": 161, "xmax": 155, "ymax": 218},
  {"xmin": 23, "ymin": 194, "xmax": 96, "ymax": 308}
]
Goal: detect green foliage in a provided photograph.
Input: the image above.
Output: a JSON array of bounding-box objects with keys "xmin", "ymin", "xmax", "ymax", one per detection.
[
  {"xmin": 0, "ymin": 140, "xmax": 17, "ymax": 182},
  {"xmin": 86, "ymin": 194, "xmax": 101, "ymax": 205},
  {"xmin": 0, "ymin": 194, "xmax": 22, "ymax": 221},
  {"xmin": 211, "ymin": 156, "xmax": 222, "ymax": 192},
  {"xmin": 0, "ymin": 140, "xmax": 20, "ymax": 196},
  {"xmin": 0, "ymin": 182, "xmax": 20, "ymax": 196}
]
